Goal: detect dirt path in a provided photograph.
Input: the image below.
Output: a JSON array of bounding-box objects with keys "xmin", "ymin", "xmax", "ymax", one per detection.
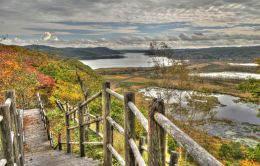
[{"xmin": 23, "ymin": 109, "xmax": 100, "ymax": 166}]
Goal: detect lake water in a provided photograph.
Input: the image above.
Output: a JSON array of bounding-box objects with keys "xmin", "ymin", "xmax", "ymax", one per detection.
[
  {"xmin": 80, "ymin": 53, "xmax": 171, "ymax": 69},
  {"xmin": 81, "ymin": 53, "xmax": 259, "ymax": 80},
  {"xmin": 140, "ymin": 87, "xmax": 260, "ymax": 146},
  {"xmin": 228, "ymin": 63, "xmax": 259, "ymax": 67},
  {"xmin": 213, "ymin": 94, "xmax": 259, "ymax": 125},
  {"xmin": 191, "ymin": 72, "xmax": 260, "ymax": 80},
  {"xmin": 140, "ymin": 87, "xmax": 260, "ymax": 125}
]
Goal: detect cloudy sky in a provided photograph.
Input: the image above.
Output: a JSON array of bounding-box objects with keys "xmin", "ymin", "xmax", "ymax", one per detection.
[{"xmin": 0, "ymin": 0, "xmax": 260, "ymax": 49}]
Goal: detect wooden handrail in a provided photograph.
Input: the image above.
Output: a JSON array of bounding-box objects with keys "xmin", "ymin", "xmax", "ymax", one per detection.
[
  {"xmin": 81, "ymin": 91, "xmax": 102, "ymax": 108},
  {"xmin": 68, "ymin": 125, "xmax": 79, "ymax": 130},
  {"xmin": 67, "ymin": 108, "xmax": 78, "ymax": 116},
  {"xmin": 107, "ymin": 144, "xmax": 125, "ymax": 166},
  {"xmin": 105, "ymin": 88, "xmax": 124, "ymax": 101},
  {"xmin": 129, "ymin": 138, "xmax": 146, "ymax": 166},
  {"xmin": 84, "ymin": 112, "xmax": 97, "ymax": 119},
  {"xmin": 106, "ymin": 116, "xmax": 124, "ymax": 135},
  {"xmin": 60, "ymin": 141, "xmax": 79, "ymax": 145},
  {"xmin": 81, "ymin": 117, "xmax": 102, "ymax": 126},
  {"xmin": 128, "ymin": 101, "xmax": 148, "ymax": 132},
  {"xmin": 55, "ymin": 100, "xmax": 66, "ymax": 112},
  {"xmin": 83, "ymin": 142, "xmax": 103, "ymax": 146},
  {"xmin": 0, "ymin": 159, "xmax": 7, "ymax": 166},
  {"xmin": 154, "ymin": 112, "xmax": 223, "ymax": 166},
  {"xmin": 66, "ymin": 91, "xmax": 102, "ymax": 116}
]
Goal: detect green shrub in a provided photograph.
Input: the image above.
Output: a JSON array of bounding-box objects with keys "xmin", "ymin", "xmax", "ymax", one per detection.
[
  {"xmin": 167, "ymin": 136, "xmax": 178, "ymax": 153},
  {"xmin": 247, "ymin": 143, "xmax": 260, "ymax": 162},
  {"xmin": 111, "ymin": 99, "xmax": 124, "ymax": 125},
  {"xmin": 238, "ymin": 79, "xmax": 260, "ymax": 98},
  {"xmin": 219, "ymin": 144, "xmax": 232, "ymax": 159},
  {"xmin": 218, "ymin": 142, "xmax": 244, "ymax": 160}
]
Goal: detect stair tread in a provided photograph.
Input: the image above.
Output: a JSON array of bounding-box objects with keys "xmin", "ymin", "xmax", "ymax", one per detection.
[{"xmin": 24, "ymin": 109, "xmax": 100, "ymax": 166}]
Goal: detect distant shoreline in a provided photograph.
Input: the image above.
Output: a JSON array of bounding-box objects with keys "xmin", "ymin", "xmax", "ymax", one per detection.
[{"xmin": 80, "ymin": 54, "xmax": 125, "ymax": 60}]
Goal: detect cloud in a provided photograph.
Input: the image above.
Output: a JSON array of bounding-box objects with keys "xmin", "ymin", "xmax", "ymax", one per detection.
[
  {"xmin": 41, "ymin": 32, "xmax": 59, "ymax": 41},
  {"xmin": 0, "ymin": 0, "xmax": 260, "ymax": 48}
]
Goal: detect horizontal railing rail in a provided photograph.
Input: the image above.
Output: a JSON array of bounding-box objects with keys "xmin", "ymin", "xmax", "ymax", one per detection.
[
  {"xmin": 0, "ymin": 159, "xmax": 7, "ymax": 166},
  {"xmin": 106, "ymin": 116, "xmax": 124, "ymax": 135},
  {"xmin": 154, "ymin": 112, "xmax": 223, "ymax": 166},
  {"xmin": 128, "ymin": 101, "xmax": 148, "ymax": 132},
  {"xmin": 81, "ymin": 91, "xmax": 102, "ymax": 107},
  {"xmin": 105, "ymin": 88, "xmax": 124, "ymax": 101}
]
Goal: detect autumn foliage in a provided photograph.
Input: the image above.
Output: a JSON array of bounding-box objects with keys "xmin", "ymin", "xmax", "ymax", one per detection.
[{"xmin": 0, "ymin": 44, "xmax": 101, "ymax": 108}]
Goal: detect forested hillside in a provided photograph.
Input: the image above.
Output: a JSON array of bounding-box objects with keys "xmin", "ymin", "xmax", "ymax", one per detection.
[
  {"xmin": 24, "ymin": 45, "xmax": 123, "ymax": 60},
  {"xmin": 0, "ymin": 44, "xmax": 102, "ymax": 108},
  {"xmin": 140, "ymin": 45, "xmax": 260, "ymax": 60}
]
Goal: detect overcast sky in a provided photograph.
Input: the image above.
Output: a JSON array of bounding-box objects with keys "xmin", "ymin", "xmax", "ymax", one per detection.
[{"xmin": 1, "ymin": 0, "xmax": 260, "ymax": 49}]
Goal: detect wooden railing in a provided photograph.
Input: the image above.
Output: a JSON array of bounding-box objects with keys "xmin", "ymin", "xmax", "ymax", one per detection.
[
  {"xmin": 0, "ymin": 90, "xmax": 24, "ymax": 166},
  {"xmin": 54, "ymin": 91, "xmax": 103, "ymax": 156},
  {"xmin": 44, "ymin": 81, "xmax": 223, "ymax": 166},
  {"xmin": 37, "ymin": 93, "xmax": 58, "ymax": 149}
]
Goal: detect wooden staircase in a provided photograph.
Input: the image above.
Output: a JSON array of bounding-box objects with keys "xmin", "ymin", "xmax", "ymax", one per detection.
[{"xmin": 23, "ymin": 109, "xmax": 99, "ymax": 166}]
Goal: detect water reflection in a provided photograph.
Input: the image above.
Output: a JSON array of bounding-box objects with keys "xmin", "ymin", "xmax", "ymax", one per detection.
[
  {"xmin": 140, "ymin": 87, "xmax": 260, "ymax": 125},
  {"xmin": 140, "ymin": 87, "xmax": 260, "ymax": 147},
  {"xmin": 80, "ymin": 53, "xmax": 170, "ymax": 69}
]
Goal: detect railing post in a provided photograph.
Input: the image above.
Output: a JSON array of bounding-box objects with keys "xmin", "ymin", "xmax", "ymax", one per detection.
[
  {"xmin": 78, "ymin": 102, "xmax": 85, "ymax": 157},
  {"xmin": 148, "ymin": 99, "xmax": 166, "ymax": 166},
  {"xmin": 73, "ymin": 106, "xmax": 76, "ymax": 122},
  {"xmin": 169, "ymin": 151, "xmax": 179, "ymax": 166},
  {"xmin": 37, "ymin": 92, "xmax": 40, "ymax": 108},
  {"xmin": 65, "ymin": 104, "xmax": 71, "ymax": 153},
  {"xmin": 0, "ymin": 105, "xmax": 15, "ymax": 166},
  {"xmin": 96, "ymin": 115, "xmax": 100, "ymax": 135},
  {"xmin": 124, "ymin": 92, "xmax": 135, "ymax": 166},
  {"xmin": 37, "ymin": 93, "xmax": 44, "ymax": 120},
  {"xmin": 5, "ymin": 90, "xmax": 20, "ymax": 166},
  {"xmin": 17, "ymin": 109, "xmax": 24, "ymax": 166},
  {"xmin": 46, "ymin": 118, "xmax": 50, "ymax": 140},
  {"xmin": 58, "ymin": 132, "xmax": 62, "ymax": 151},
  {"xmin": 84, "ymin": 95, "xmax": 89, "ymax": 142},
  {"xmin": 138, "ymin": 136, "xmax": 145, "ymax": 156},
  {"xmin": 102, "ymin": 82, "xmax": 112, "ymax": 166}
]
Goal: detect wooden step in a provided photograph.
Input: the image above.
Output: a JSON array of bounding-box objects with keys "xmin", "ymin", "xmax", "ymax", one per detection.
[{"xmin": 23, "ymin": 109, "xmax": 100, "ymax": 166}]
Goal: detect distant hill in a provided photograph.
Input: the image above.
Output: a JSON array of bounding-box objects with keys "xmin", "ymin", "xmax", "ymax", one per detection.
[
  {"xmin": 24, "ymin": 45, "xmax": 260, "ymax": 60},
  {"xmin": 24, "ymin": 45, "xmax": 123, "ymax": 60},
  {"xmin": 123, "ymin": 46, "xmax": 260, "ymax": 60}
]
